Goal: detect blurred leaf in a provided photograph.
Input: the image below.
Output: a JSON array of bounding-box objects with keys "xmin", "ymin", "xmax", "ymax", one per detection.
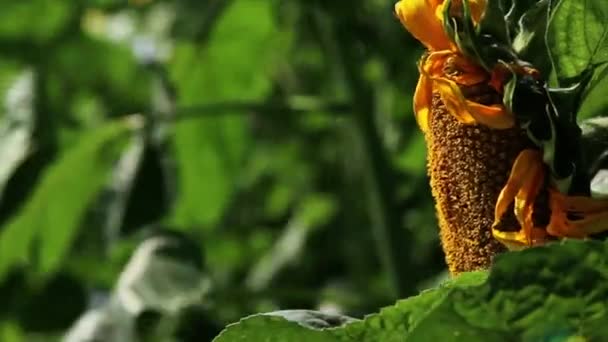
[
  {"xmin": 0, "ymin": 70, "xmax": 35, "ymax": 203},
  {"xmin": 64, "ymin": 306, "xmax": 134, "ymax": 342},
  {"xmin": 0, "ymin": 116, "xmax": 142, "ymax": 281},
  {"xmin": 0, "ymin": 321, "xmax": 24, "ymax": 342},
  {"xmin": 17, "ymin": 272, "xmax": 86, "ymax": 332},
  {"xmin": 0, "ymin": 1, "xmax": 73, "ymax": 44},
  {"xmin": 115, "ymin": 232, "xmax": 206, "ymax": 316},
  {"xmin": 96, "ymin": 135, "xmax": 145, "ymax": 244},
  {"xmin": 547, "ymin": 0, "xmax": 608, "ymax": 83},
  {"xmin": 66, "ymin": 232, "xmax": 207, "ymax": 342},
  {"xmin": 169, "ymin": 0, "xmax": 290, "ymax": 228},
  {"xmin": 245, "ymin": 194, "xmax": 336, "ymax": 291},
  {"xmin": 48, "ymin": 36, "xmax": 152, "ymax": 126}
]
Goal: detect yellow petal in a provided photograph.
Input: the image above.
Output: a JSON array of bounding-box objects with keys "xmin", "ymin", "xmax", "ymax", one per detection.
[
  {"xmin": 491, "ymin": 150, "xmax": 547, "ymax": 248},
  {"xmin": 432, "ymin": 77, "xmax": 477, "ymax": 124},
  {"xmin": 466, "ymin": 101, "xmax": 514, "ymax": 129},
  {"xmin": 493, "ymin": 150, "xmax": 544, "ymax": 225},
  {"xmin": 395, "ymin": 0, "xmax": 453, "ymax": 51},
  {"xmin": 413, "ymin": 73, "xmax": 433, "ymax": 132}
]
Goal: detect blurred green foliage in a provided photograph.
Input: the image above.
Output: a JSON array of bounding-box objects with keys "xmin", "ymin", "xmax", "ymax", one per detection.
[{"xmin": 0, "ymin": 0, "xmax": 443, "ymax": 340}]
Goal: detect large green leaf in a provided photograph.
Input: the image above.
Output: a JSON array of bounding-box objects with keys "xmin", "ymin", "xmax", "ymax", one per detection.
[
  {"xmin": 0, "ymin": 116, "xmax": 141, "ymax": 281},
  {"xmin": 547, "ymin": 0, "xmax": 608, "ymax": 82},
  {"xmin": 214, "ymin": 272, "xmax": 486, "ymax": 341},
  {"xmin": 214, "ymin": 240, "xmax": 608, "ymax": 341}
]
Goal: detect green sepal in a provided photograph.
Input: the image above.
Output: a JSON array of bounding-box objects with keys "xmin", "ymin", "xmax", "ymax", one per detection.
[
  {"xmin": 512, "ymin": 0, "xmax": 552, "ymax": 76},
  {"xmin": 476, "ymin": 0, "xmax": 510, "ymax": 46},
  {"xmin": 502, "ymin": 67, "xmax": 582, "ymax": 193},
  {"xmin": 445, "ymin": 0, "xmax": 515, "ymax": 71}
]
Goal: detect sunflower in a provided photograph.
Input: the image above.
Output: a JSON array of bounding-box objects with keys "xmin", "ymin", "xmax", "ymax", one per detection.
[{"xmin": 395, "ymin": 0, "xmax": 608, "ymax": 274}]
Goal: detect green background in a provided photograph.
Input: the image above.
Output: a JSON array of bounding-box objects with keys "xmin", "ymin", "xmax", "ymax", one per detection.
[{"xmin": 0, "ymin": 0, "xmax": 444, "ymax": 340}]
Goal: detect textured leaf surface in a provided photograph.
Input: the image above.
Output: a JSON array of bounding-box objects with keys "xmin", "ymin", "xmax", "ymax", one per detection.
[
  {"xmin": 547, "ymin": 0, "xmax": 608, "ymax": 82},
  {"xmin": 215, "ymin": 241, "xmax": 608, "ymax": 341}
]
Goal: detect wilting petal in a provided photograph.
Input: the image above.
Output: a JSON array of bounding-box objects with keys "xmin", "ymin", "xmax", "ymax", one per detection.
[
  {"xmin": 395, "ymin": 0, "xmax": 453, "ymax": 51},
  {"xmin": 443, "ymin": 54, "xmax": 488, "ymax": 85},
  {"xmin": 492, "ymin": 150, "xmax": 547, "ymax": 248},
  {"xmin": 546, "ymin": 190, "xmax": 608, "ymax": 238},
  {"xmin": 432, "ymin": 77, "xmax": 477, "ymax": 124},
  {"xmin": 469, "ymin": 0, "xmax": 487, "ymax": 23},
  {"xmin": 413, "ymin": 73, "xmax": 433, "ymax": 132},
  {"xmin": 421, "ymin": 51, "xmax": 515, "ymax": 129},
  {"xmin": 466, "ymin": 101, "xmax": 514, "ymax": 129},
  {"xmin": 431, "ymin": 76, "xmax": 514, "ymax": 129},
  {"xmin": 493, "ymin": 150, "xmax": 544, "ymax": 224},
  {"xmin": 492, "ymin": 227, "xmax": 547, "ymax": 251}
]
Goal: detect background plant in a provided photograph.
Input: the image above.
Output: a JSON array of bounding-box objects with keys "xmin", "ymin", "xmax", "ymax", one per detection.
[{"xmin": 0, "ymin": 1, "xmax": 443, "ymax": 341}]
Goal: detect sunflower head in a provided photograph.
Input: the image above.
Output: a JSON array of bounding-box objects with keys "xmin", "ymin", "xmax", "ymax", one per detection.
[{"xmin": 396, "ymin": 0, "xmax": 608, "ymax": 274}]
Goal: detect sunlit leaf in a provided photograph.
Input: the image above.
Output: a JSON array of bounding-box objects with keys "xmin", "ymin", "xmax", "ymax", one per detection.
[{"xmin": 547, "ymin": 0, "xmax": 608, "ymax": 82}]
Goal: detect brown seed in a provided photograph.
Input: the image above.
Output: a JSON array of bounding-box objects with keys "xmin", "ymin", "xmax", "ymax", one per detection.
[{"xmin": 426, "ymin": 94, "xmax": 530, "ymax": 275}]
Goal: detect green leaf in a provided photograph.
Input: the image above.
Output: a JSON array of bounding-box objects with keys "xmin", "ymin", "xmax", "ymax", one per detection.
[
  {"xmin": 169, "ymin": 0, "xmax": 290, "ymax": 228},
  {"xmin": 0, "ymin": 1, "xmax": 73, "ymax": 44},
  {"xmin": 215, "ymin": 240, "xmax": 608, "ymax": 341},
  {"xmin": 408, "ymin": 240, "xmax": 608, "ymax": 341},
  {"xmin": 0, "ymin": 116, "xmax": 141, "ymax": 281},
  {"xmin": 577, "ymin": 64, "xmax": 608, "ymax": 120},
  {"xmin": 547, "ymin": 0, "xmax": 608, "ymax": 82},
  {"xmin": 245, "ymin": 194, "xmax": 336, "ymax": 291},
  {"xmin": 214, "ymin": 271, "xmax": 487, "ymax": 342},
  {"xmin": 214, "ymin": 315, "xmax": 338, "ymax": 342}
]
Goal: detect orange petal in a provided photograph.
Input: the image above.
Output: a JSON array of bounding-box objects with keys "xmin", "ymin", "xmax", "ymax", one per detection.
[
  {"xmin": 469, "ymin": 0, "xmax": 487, "ymax": 24},
  {"xmin": 431, "ymin": 76, "xmax": 514, "ymax": 129},
  {"xmin": 431, "ymin": 76, "xmax": 477, "ymax": 124},
  {"xmin": 395, "ymin": 0, "xmax": 453, "ymax": 51},
  {"xmin": 421, "ymin": 52, "xmax": 515, "ymax": 129},
  {"xmin": 466, "ymin": 101, "xmax": 514, "ymax": 129},
  {"xmin": 546, "ymin": 189, "xmax": 608, "ymax": 238},
  {"xmin": 493, "ymin": 150, "xmax": 544, "ymax": 225},
  {"xmin": 492, "ymin": 150, "xmax": 547, "ymax": 248}
]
